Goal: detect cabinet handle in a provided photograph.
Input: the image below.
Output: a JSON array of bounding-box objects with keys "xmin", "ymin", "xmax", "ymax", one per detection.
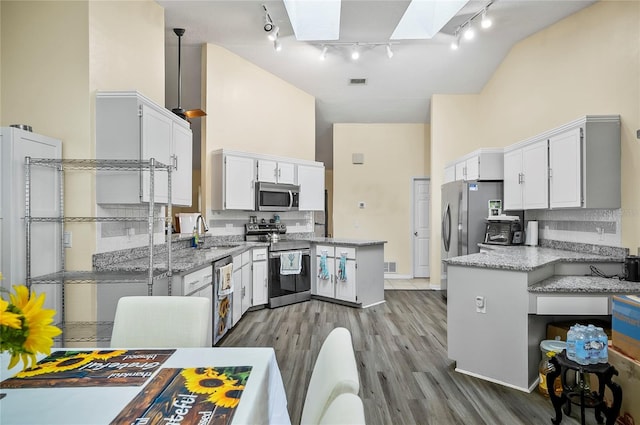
[
  {"xmin": 172, "ymin": 154, "xmax": 178, "ymax": 171},
  {"xmin": 187, "ymin": 280, "xmax": 199, "ymax": 286},
  {"xmin": 548, "ymin": 168, "xmax": 553, "ymax": 178}
]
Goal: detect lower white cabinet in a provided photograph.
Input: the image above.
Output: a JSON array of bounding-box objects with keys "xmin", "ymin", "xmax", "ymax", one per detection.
[
  {"xmin": 314, "ymin": 245, "xmax": 357, "ymax": 303},
  {"xmin": 252, "ymin": 248, "xmax": 268, "ymax": 306},
  {"xmin": 174, "ymin": 265, "xmax": 213, "ymax": 346},
  {"xmin": 232, "ymin": 250, "xmax": 253, "ymax": 326}
]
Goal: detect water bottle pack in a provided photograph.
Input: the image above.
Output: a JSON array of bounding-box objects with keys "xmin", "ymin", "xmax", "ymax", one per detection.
[{"xmin": 566, "ymin": 323, "xmax": 608, "ymax": 365}]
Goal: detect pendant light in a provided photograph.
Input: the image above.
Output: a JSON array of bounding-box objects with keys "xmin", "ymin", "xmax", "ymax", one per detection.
[{"xmin": 171, "ymin": 28, "xmax": 206, "ymax": 120}]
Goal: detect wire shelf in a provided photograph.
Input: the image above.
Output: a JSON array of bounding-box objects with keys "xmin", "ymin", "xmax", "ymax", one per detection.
[
  {"xmin": 30, "ymin": 270, "xmax": 170, "ymax": 285},
  {"xmin": 29, "ymin": 216, "xmax": 168, "ymax": 223},
  {"xmin": 28, "ymin": 158, "xmax": 172, "ymax": 171},
  {"xmin": 53, "ymin": 321, "xmax": 114, "ymax": 344}
]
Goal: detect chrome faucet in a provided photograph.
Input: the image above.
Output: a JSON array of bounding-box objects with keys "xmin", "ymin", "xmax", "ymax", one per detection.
[{"xmin": 195, "ymin": 214, "xmax": 209, "ymax": 248}]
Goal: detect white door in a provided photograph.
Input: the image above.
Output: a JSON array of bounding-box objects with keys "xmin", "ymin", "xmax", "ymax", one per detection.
[
  {"xmin": 256, "ymin": 159, "xmax": 278, "ymax": 183},
  {"xmin": 315, "ymin": 256, "xmax": 335, "ymax": 298},
  {"xmin": 549, "ymin": 127, "xmax": 582, "ymax": 208},
  {"xmin": 225, "ymin": 155, "xmax": 255, "ymax": 210},
  {"xmin": 241, "ymin": 263, "xmax": 252, "ymax": 314},
  {"xmin": 298, "ymin": 164, "xmax": 325, "ymax": 211},
  {"xmin": 335, "ymin": 258, "xmax": 357, "ymax": 302},
  {"xmin": 522, "ymin": 140, "xmax": 549, "ymax": 209},
  {"xmin": 277, "ymin": 162, "xmax": 296, "ymax": 184},
  {"xmin": 503, "ymin": 149, "xmax": 523, "ymax": 210},
  {"xmin": 252, "ymin": 260, "xmax": 268, "ymax": 306},
  {"xmin": 171, "ymin": 123, "xmax": 193, "ymax": 207},
  {"xmin": 232, "ymin": 268, "xmax": 242, "ymax": 326},
  {"xmin": 413, "ymin": 178, "xmax": 430, "ymax": 278},
  {"xmin": 141, "ymin": 104, "xmax": 172, "ymax": 203}
]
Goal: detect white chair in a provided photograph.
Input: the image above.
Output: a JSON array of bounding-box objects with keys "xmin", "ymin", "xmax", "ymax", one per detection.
[
  {"xmin": 300, "ymin": 327, "xmax": 360, "ymax": 425},
  {"xmin": 319, "ymin": 393, "xmax": 366, "ymax": 425},
  {"xmin": 110, "ymin": 296, "xmax": 210, "ymax": 348}
]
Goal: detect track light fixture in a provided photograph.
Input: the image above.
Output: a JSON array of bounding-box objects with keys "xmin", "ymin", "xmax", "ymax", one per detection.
[
  {"xmin": 385, "ymin": 44, "xmax": 394, "ymax": 59},
  {"xmin": 274, "ymin": 39, "xmax": 282, "ymax": 52},
  {"xmin": 314, "ymin": 42, "xmax": 399, "ymax": 61},
  {"xmin": 450, "ymin": 1, "xmax": 493, "ymax": 51},
  {"xmin": 262, "ymin": 4, "xmax": 280, "ymax": 45},
  {"xmin": 319, "ymin": 45, "xmax": 328, "ymax": 60},
  {"xmin": 351, "ymin": 45, "xmax": 360, "ymax": 60}
]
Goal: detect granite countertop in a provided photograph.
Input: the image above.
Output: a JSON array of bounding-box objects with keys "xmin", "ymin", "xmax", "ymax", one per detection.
[
  {"xmin": 444, "ymin": 245, "xmax": 624, "ymax": 272},
  {"xmin": 308, "ymin": 237, "xmax": 386, "ymax": 246},
  {"xmin": 528, "ymin": 275, "xmax": 640, "ymax": 294}
]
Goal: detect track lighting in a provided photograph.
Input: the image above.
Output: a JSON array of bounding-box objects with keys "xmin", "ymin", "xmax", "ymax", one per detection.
[
  {"xmin": 351, "ymin": 45, "xmax": 360, "ymax": 60},
  {"xmin": 481, "ymin": 8, "xmax": 492, "ymax": 29},
  {"xmin": 319, "ymin": 45, "xmax": 328, "ymax": 61},
  {"xmin": 385, "ymin": 45, "xmax": 394, "ymax": 59},
  {"xmin": 262, "ymin": 4, "xmax": 279, "ymax": 42},
  {"xmin": 274, "ymin": 39, "xmax": 282, "ymax": 52},
  {"xmin": 451, "ymin": 1, "xmax": 493, "ymax": 51}
]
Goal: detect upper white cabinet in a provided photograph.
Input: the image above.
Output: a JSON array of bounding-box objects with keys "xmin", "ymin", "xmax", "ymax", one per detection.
[
  {"xmin": 444, "ymin": 148, "xmax": 504, "ymax": 182},
  {"xmin": 503, "ymin": 139, "xmax": 549, "ymax": 210},
  {"xmin": 297, "ymin": 164, "xmax": 325, "ymax": 211},
  {"xmin": 96, "ymin": 91, "xmax": 192, "ymax": 206},
  {"xmin": 211, "ymin": 149, "xmax": 324, "ymax": 211},
  {"xmin": 257, "ymin": 159, "xmax": 296, "ymax": 184},
  {"xmin": 503, "ymin": 115, "xmax": 620, "ymax": 210},
  {"xmin": 211, "ymin": 152, "xmax": 255, "ymax": 211}
]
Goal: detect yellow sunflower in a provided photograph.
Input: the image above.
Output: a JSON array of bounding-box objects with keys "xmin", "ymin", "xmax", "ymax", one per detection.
[
  {"xmin": 208, "ymin": 384, "xmax": 245, "ymax": 408},
  {"xmin": 15, "ymin": 361, "xmax": 57, "ymax": 378},
  {"xmin": 5, "ymin": 285, "xmax": 62, "ymax": 370},
  {"xmin": 1, "ymin": 297, "xmax": 22, "ymax": 329},
  {"xmin": 43, "ymin": 352, "xmax": 94, "ymax": 372},
  {"xmin": 182, "ymin": 368, "xmax": 237, "ymax": 394}
]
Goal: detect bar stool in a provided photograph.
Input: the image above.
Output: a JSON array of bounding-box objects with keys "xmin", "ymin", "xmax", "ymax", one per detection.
[{"xmin": 546, "ymin": 351, "xmax": 622, "ymax": 425}]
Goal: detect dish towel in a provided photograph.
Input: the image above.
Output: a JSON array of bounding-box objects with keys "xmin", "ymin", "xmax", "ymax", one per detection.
[
  {"xmin": 318, "ymin": 252, "xmax": 330, "ymax": 280},
  {"xmin": 337, "ymin": 252, "xmax": 348, "ymax": 281},
  {"xmin": 280, "ymin": 251, "xmax": 302, "ymax": 275},
  {"xmin": 218, "ymin": 263, "xmax": 234, "ymax": 297}
]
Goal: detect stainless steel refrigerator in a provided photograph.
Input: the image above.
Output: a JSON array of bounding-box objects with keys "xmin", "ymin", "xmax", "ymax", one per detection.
[{"xmin": 440, "ymin": 180, "xmax": 503, "ymax": 296}]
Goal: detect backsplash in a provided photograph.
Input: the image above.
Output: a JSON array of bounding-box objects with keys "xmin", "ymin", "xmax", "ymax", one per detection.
[
  {"xmin": 205, "ymin": 209, "xmax": 314, "ymax": 237},
  {"xmin": 96, "ymin": 204, "xmax": 165, "ymax": 253},
  {"xmin": 525, "ymin": 209, "xmax": 621, "ymax": 247}
]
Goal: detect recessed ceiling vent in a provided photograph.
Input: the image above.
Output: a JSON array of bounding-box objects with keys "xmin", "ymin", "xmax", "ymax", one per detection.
[{"xmin": 349, "ymin": 78, "xmax": 367, "ymax": 85}]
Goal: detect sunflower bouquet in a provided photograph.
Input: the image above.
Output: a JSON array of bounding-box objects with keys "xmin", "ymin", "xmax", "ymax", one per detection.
[{"xmin": 0, "ymin": 272, "xmax": 62, "ymax": 371}]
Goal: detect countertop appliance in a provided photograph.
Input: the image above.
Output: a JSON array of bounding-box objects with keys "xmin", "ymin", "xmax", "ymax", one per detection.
[
  {"xmin": 625, "ymin": 255, "xmax": 640, "ymax": 282},
  {"xmin": 212, "ymin": 255, "xmax": 233, "ymax": 345},
  {"xmin": 441, "ymin": 180, "xmax": 503, "ymax": 296},
  {"xmin": 484, "ymin": 216, "xmax": 524, "ymax": 245},
  {"xmin": 255, "ymin": 182, "xmax": 300, "ymax": 212}
]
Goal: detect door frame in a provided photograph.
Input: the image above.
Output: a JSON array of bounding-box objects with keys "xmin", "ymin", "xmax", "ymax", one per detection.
[{"xmin": 411, "ymin": 177, "xmax": 431, "ymax": 278}]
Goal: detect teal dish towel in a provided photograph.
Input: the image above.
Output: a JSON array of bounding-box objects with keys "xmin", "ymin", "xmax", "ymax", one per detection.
[
  {"xmin": 318, "ymin": 252, "xmax": 330, "ymax": 280},
  {"xmin": 338, "ymin": 253, "xmax": 347, "ymax": 281}
]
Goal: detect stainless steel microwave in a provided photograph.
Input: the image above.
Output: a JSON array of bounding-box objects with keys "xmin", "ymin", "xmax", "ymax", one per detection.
[{"xmin": 255, "ymin": 182, "xmax": 300, "ymax": 211}]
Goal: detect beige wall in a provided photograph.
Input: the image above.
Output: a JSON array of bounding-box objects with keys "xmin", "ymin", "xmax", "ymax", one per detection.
[
  {"xmin": 1, "ymin": 0, "xmax": 165, "ymax": 321},
  {"xmin": 430, "ymin": 0, "xmax": 640, "ymax": 282},
  {"xmin": 201, "ymin": 44, "xmax": 316, "ymax": 213},
  {"xmin": 333, "ymin": 123, "xmax": 430, "ymax": 276}
]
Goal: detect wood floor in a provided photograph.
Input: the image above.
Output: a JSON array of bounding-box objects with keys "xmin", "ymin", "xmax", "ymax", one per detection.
[{"xmin": 221, "ymin": 290, "xmax": 583, "ymax": 425}]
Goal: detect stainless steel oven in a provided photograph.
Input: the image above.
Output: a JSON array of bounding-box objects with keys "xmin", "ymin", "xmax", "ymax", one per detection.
[{"xmin": 268, "ymin": 240, "xmax": 311, "ymax": 308}]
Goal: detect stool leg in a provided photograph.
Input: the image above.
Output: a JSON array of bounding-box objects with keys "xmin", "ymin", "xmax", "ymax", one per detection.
[{"xmin": 548, "ymin": 358, "xmax": 565, "ymax": 425}]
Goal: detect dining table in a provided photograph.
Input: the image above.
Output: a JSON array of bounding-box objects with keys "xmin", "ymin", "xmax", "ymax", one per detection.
[{"xmin": 0, "ymin": 347, "xmax": 291, "ymax": 425}]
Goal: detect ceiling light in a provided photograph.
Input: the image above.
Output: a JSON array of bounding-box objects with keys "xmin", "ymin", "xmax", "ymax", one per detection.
[
  {"xmin": 267, "ymin": 25, "xmax": 279, "ymax": 41},
  {"xmin": 274, "ymin": 39, "xmax": 282, "ymax": 52},
  {"xmin": 450, "ymin": 32, "xmax": 460, "ymax": 50},
  {"xmin": 385, "ymin": 45, "xmax": 394, "ymax": 59},
  {"xmin": 351, "ymin": 45, "xmax": 360, "ymax": 61},
  {"xmin": 481, "ymin": 9, "xmax": 492, "ymax": 29},
  {"xmin": 319, "ymin": 46, "xmax": 328, "ymax": 61},
  {"xmin": 463, "ymin": 23, "xmax": 475, "ymax": 40}
]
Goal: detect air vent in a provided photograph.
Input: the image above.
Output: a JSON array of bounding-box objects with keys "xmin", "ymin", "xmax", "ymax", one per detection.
[
  {"xmin": 349, "ymin": 78, "xmax": 367, "ymax": 85},
  {"xmin": 384, "ymin": 262, "xmax": 397, "ymax": 273}
]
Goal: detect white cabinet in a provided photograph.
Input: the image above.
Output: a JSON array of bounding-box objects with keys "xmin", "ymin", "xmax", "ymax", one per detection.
[
  {"xmin": 232, "ymin": 250, "xmax": 252, "ymax": 325},
  {"xmin": 96, "ymin": 91, "xmax": 193, "ymax": 206},
  {"xmin": 0, "ymin": 128, "xmax": 62, "ymax": 317},
  {"xmin": 445, "ymin": 149, "xmax": 504, "ymax": 182},
  {"xmin": 211, "ymin": 152, "xmax": 255, "ymax": 211},
  {"xmin": 257, "ymin": 159, "xmax": 296, "ymax": 184},
  {"xmin": 503, "ymin": 139, "xmax": 549, "ymax": 210},
  {"xmin": 252, "ymin": 248, "xmax": 268, "ymax": 306},
  {"xmin": 297, "ymin": 164, "xmax": 325, "ymax": 211},
  {"xmin": 177, "ymin": 265, "xmax": 213, "ymax": 346},
  {"xmin": 444, "ymin": 165, "xmax": 455, "ymax": 183},
  {"xmin": 314, "ymin": 245, "xmax": 357, "ymax": 303},
  {"xmin": 504, "ymin": 115, "xmax": 621, "ymax": 210}
]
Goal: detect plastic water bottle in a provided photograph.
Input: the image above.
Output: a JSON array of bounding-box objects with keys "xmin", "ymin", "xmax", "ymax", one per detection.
[
  {"xmin": 575, "ymin": 325, "xmax": 588, "ymax": 365},
  {"xmin": 587, "ymin": 324, "xmax": 598, "ymax": 364},
  {"xmin": 596, "ymin": 327, "xmax": 608, "ymax": 363},
  {"xmin": 566, "ymin": 326, "xmax": 577, "ymax": 361}
]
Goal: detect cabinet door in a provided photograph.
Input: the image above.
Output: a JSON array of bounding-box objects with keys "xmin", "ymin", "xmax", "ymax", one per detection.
[
  {"xmin": 503, "ymin": 150, "xmax": 523, "ymax": 210},
  {"xmin": 465, "ymin": 156, "xmax": 479, "ymax": 181},
  {"xmin": 315, "ymin": 256, "xmax": 335, "ymax": 298},
  {"xmin": 252, "ymin": 260, "xmax": 268, "ymax": 306},
  {"xmin": 549, "ymin": 127, "xmax": 582, "ymax": 208},
  {"xmin": 171, "ymin": 123, "xmax": 193, "ymax": 207},
  {"xmin": 197, "ymin": 283, "xmax": 213, "ymax": 346},
  {"xmin": 444, "ymin": 165, "xmax": 455, "ymax": 183},
  {"xmin": 298, "ymin": 164, "xmax": 325, "ymax": 211},
  {"xmin": 241, "ymin": 263, "xmax": 252, "ymax": 314},
  {"xmin": 522, "ymin": 140, "xmax": 549, "ymax": 209},
  {"xmin": 225, "ymin": 155, "xmax": 255, "ymax": 210},
  {"xmin": 141, "ymin": 103, "xmax": 172, "ymax": 203},
  {"xmin": 277, "ymin": 162, "xmax": 296, "ymax": 184},
  {"xmin": 455, "ymin": 161, "xmax": 466, "ymax": 181},
  {"xmin": 334, "ymin": 259, "xmax": 357, "ymax": 303},
  {"xmin": 232, "ymin": 268, "xmax": 242, "ymax": 326},
  {"xmin": 257, "ymin": 159, "xmax": 278, "ymax": 183}
]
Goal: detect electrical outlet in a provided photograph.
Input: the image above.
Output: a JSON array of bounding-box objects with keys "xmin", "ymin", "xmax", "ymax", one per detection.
[
  {"xmin": 475, "ymin": 296, "xmax": 486, "ymax": 313},
  {"xmin": 63, "ymin": 231, "xmax": 72, "ymax": 248}
]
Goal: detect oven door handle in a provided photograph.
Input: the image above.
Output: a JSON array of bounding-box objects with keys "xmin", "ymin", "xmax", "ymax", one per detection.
[{"xmin": 269, "ymin": 249, "xmax": 310, "ymax": 259}]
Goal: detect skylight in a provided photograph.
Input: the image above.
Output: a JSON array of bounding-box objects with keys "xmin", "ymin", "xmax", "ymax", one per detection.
[
  {"xmin": 391, "ymin": 0, "xmax": 469, "ymax": 40},
  {"xmin": 283, "ymin": 0, "xmax": 341, "ymax": 41}
]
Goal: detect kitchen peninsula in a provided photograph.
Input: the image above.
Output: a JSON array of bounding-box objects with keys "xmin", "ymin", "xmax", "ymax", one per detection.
[{"xmin": 445, "ymin": 243, "xmax": 639, "ymax": 392}]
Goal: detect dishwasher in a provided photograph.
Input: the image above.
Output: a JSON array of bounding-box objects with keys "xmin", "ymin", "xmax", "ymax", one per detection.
[{"xmin": 212, "ymin": 256, "xmax": 233, "ymax": 345}]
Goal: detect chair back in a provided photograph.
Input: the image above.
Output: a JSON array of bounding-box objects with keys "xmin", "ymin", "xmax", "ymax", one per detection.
[
  {"xmin": 300, "ymin": 327, "xmax": 360, "ymax": 425},
  {"xmin": 110, "ymin": 296, "xmax": 210, "ymax": 348},
  {"xmin": 319, "ymin": 393, "xmax": 366, "ymax": 425}
]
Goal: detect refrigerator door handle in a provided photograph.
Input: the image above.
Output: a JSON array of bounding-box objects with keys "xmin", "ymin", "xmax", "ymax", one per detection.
[{"xmin": 442, "ymin": 204, "xmax": 451, "ymax": 253}]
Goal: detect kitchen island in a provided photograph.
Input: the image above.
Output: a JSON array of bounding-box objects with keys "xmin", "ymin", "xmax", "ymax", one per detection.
[{"xmin": 445, "ymin": 244, "xmax": 639, "ymax": 392}]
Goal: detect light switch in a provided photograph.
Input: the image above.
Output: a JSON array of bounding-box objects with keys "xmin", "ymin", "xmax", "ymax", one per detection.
[
  {"xmin": 63, "ymin": 231, "xmax": 72, "ymax": 248},
  {"xmin": 475, "ymin": 296, "xmax": 486, "ymax": 313}
]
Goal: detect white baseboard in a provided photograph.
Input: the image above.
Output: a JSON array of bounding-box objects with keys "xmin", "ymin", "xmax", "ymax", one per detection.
[{"xmin": 454, "ymin": 367, "xmax": 536, "ymax": 393}]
